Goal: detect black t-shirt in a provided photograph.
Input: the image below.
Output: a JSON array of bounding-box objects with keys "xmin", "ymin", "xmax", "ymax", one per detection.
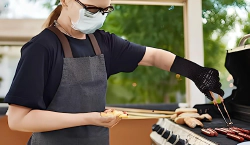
[{"xmin": 4, "ymin": 29, "xmax": 146, "ymax": 110}]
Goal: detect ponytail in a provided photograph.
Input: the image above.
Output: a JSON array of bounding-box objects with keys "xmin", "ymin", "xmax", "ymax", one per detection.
[{"xmin": 42, "ymin": 5, "xmax": 62, "ymax": 28}]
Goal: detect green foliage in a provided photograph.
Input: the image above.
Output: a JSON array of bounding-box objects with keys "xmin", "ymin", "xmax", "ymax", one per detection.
[
  {"xmin": 240, "ymin": 13, "xmax": 250, "ymax": 45},
  {"xmin": 202, "ymin": 0, "xmax": 246, "ymax": 70},
  {"xmin": 102, "ymin": 6, "xmax": 186, "ymax": 104}
]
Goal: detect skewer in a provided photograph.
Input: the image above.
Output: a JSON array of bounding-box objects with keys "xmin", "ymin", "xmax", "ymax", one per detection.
[
  {"xmin": 123, "ymin": 115, "xmax": 171, "ymax": 120},
  {"xmin": 106, "ymin": 106, "xmax": 175, "ymax": 115},
  {"xmin": 209, "ymin": 91, "xmax": 233, "ymax": 128},
  {"xmin": 126, "ymin": 112, "xmax": 171, "ymax": 118}
]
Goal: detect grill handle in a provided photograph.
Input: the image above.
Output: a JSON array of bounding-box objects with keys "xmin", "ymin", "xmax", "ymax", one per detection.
[{"xmin": 238, "ymin": 34, "xmax": 250, "ymax": 46}]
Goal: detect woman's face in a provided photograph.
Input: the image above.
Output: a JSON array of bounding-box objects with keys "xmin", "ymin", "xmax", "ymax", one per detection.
[{"xmin": 62, "ymin": 0, "xmax": 112, "ymax": 23}]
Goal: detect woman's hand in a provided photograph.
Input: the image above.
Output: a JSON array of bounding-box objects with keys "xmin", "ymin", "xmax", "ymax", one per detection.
[
  {"xmin": 192, "ymin": 67, "xmax": 224, "ymax": 100},
  {"xmin": 87, "ymin": 111, "xmax": 122, "ymax": 128},
  {"xmin": 170, "ymin": 56, "xmax": 224, "ymax": 101}
]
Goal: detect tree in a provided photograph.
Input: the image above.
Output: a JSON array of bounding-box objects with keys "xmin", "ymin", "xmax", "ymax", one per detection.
[
  {"xmin": 240, "ymin": 12, "xmax": 250, "ymax": 44},
  {"xmin": 103, "ymin": 5, "xmax": 186, "ymax": 104},
  {"xmin": 43, "ymin": 0, "xmax": 247, "ymax": 104}
]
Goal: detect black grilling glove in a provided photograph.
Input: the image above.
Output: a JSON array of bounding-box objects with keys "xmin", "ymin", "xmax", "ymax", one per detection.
[{"xmin": 170, "ymin": 56, "xmax": 224, "ymax": 101}]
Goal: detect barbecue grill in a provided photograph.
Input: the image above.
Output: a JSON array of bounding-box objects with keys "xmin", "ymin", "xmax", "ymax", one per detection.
[{"xmin": 150, "ymin": 34, "xmax": 250, "ymax": 145}]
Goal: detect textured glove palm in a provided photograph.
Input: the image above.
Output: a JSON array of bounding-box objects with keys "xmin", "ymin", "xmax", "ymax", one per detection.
[
  {"xmin": 170, "ymin": 56, "xmax": 224, "ymax": 101},
  {"xmin": 192, "ymin": 67, "xmax": 224, "ymax": 100}
]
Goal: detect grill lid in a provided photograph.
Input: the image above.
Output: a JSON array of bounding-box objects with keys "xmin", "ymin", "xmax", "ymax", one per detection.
[{"xmin": 225, "ymin": 34, "xmax": 250, "ymax": 106}]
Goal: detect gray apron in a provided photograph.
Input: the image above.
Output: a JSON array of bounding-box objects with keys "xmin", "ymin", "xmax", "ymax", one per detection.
[{"xmin": 30, "ymin": 26, "xmax": 109, "ymax": 145}]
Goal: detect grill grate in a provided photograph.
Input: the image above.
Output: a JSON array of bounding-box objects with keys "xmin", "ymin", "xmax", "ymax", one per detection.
[{"xmin": 150, "ymin": 118, "xmax": 250, "ymax": 145}]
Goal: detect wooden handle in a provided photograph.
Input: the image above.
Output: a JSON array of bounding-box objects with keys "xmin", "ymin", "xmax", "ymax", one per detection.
[
  {"xmin": 209, "ymin": 92, "xmax": 225, "ymax": 104},
  {"xmin": 126, "ymin": 112, "xmax": 171, "ymax": 118},
  {"xmin": 124, "ymin": 115, "xmax": 171, "ymax": 120},
  {"xmin": 209, "ymin": 91, "xmax": 218, "ymax": 105},
  {"xmin": 219, "ymin": 95, "xmax": 224, "ymax": 103},
  {"xmin": 105, "ymin": 106, "xmax": 175, "ymax": 115}
]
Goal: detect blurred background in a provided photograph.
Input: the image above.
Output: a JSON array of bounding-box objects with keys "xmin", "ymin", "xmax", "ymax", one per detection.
[{"xmin": 0, "ymin": 0, "xmax": 250, "ymax": 105}]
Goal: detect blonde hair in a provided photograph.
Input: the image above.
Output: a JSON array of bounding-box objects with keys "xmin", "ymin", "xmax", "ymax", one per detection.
[{"xmin": 42, "ymin": 5, "xmax": 62, "ymax": 28}]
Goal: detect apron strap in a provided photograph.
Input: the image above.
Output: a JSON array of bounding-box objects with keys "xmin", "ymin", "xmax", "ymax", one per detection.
[
  {"xmin": 88, "ymin": 34, "xmax": 102, "ymax": 55},
  {"xmin": 47, "ymin": 26, "xmax": 73, "ymax": 58},
  {"xmin": 47, "ymin": 25, "xmax": 101, "ymax": 57}
]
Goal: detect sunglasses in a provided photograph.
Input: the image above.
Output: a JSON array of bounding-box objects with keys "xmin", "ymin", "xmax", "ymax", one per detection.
[{"xmin": 75, "ymin": 0, "xmax": 114, "ymax": 15}]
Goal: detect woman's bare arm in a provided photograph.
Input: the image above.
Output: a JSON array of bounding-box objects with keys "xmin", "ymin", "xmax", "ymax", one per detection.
[
  {"xmin": 139, "ymin": 47, "xmax": 176, "ymax": 71},
  {"xmin": 7, "ymin": 104, "xmax": 115, "ymax": 132}
]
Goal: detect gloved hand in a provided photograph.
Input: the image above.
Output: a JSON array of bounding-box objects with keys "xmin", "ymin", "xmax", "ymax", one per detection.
[
  {"xmin": 192, "ymin": 67, "xmax": 224, "ymax": 100},
  {"xmin": 170, "ymin": 56, "xmax": 224, "ymax": 101}
]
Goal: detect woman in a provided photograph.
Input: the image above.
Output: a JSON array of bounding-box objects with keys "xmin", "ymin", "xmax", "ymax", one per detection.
[{"xmin": 4, "ymin": 0, "xmax": 224, "ymax": 144}]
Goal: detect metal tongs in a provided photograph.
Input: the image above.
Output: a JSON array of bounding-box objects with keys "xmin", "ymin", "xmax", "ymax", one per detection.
[{"xmin": 209, "ymin": 91, "xmax": 234, "ymax": 128}]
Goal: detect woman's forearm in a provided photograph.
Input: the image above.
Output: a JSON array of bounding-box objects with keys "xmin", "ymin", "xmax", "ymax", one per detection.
[
  {"xmin": 8, "ymin": 105, "xmax": 91, "ymax": 132},
  {"xmin": 151, "ymin": 48, "xmax": 176, "ymax": 71},
  {"xmin": 139, "ymin": 47, "xmax": 176, "ymax": 71}
]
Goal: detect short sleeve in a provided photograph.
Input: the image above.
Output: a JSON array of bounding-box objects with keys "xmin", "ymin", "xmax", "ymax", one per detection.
[
  {"xmin": 4, "ymin": 42, "xmax": 50, "ymax": 110},
  {"xmin": 109, "ymin": 34, "xmax": 146, "ymax": 75}
]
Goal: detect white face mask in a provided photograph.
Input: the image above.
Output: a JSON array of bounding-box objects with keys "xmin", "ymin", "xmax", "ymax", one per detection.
[{"xmin": 71, "ymin": 9, "xmax": 107, "ymax": 34}]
